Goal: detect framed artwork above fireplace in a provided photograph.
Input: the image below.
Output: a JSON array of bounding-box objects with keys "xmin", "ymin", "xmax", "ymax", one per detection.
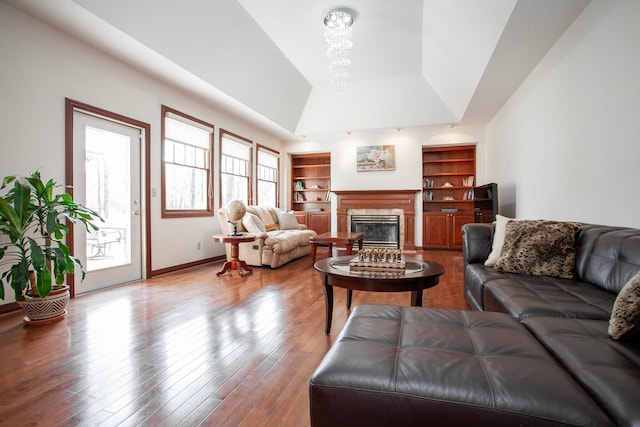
[{"xmin": 356, "ymin": 145, "xmax": 395, "ymax": 172}]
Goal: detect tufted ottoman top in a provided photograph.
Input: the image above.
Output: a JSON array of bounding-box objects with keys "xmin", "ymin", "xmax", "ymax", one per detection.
[{"xmin": 309, "ymin": 305, "xmax": 612, "ymax": 427}]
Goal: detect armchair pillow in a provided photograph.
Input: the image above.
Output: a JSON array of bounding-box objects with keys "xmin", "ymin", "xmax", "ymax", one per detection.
[
  {"xmin": 277, "ymin": 210, "xmax": 301, "ymax": 230},
  {"xmin": 243, "ymin": 213, "xmax": 266, "ymax": 234},
  {"xmin": 265, "ymin": 223, "xmax": 279, "ymax": 232}
]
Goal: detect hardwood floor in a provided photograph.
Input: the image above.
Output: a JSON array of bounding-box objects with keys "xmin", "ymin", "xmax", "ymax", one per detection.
[{"xmin": 0, "ymin": 249, "xmax": 468, "ymax": 427}]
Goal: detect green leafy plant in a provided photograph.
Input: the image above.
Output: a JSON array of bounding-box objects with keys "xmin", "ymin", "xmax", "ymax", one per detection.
[{"xmin": 0, "ymin": 171, "xmax": 102, "ymax": 301}]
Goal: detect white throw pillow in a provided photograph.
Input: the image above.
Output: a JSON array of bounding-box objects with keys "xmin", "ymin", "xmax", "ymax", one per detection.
[
  {"xmin": 242, "ymin": 213, "xmax": 266, "ymax": 234},
  {"xmin": 484, "ymin": 214, "xmax": 514, "ymax": 267},
  {"xmin": 277, "ymin": 210, "xmax": 301, "ymax": 230}
]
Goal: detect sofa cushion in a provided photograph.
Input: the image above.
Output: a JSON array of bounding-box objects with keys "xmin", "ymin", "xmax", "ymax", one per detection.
[
  {"xmin": 464, "ymin": 263, "xmax": 513, "ymax": 311},
  {"xmin": 483, "ymin": 273, "xmax": 616, "ymax": 320},
  {"xmin": 310, "ymin": 305, "xmax": 612, "ymax": 427},
  {"xmin": 609, "ymin": 270, "xmax": 640, "ymax": 339},
  {"xmin": 277, "ymin": 210, "xmax": 300, "ymax": 230},
  {"xmin": 574, "ymin": 225, "xmax": 640, "ymax": 294},
  {"xmin": 264, "ymin": 229, "xmax": 312, "ymax": 254},
  {"xmin": 242, "ymin": 213, "xmax": 266, "ymax": 234},
  {"xmin": 495, "ymin": 220, "xmax": 580, "ymax": 279},
  {"xmin": 523, "ymin": 317, "xmax": 640, "ymax": 426}
]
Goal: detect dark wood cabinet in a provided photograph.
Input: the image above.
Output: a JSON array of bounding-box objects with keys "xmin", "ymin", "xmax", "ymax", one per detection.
[
  {"xmin": 473, "ymin": 182, "xmax": 498, "ymax": 223},
  {"xmin": 308, "ymin": 212, "xmax": 330, "ymax": 234},
  {"xmin": 294, "ymin": 211, "xmax": 330, "ymax": 234},
  {"xmin": 423, "ymin": 212, "xmax": 474, "ymax": 249},
  {"xmin": 422, "ymin": 145, "xmax": 477, "ymax": 249}
]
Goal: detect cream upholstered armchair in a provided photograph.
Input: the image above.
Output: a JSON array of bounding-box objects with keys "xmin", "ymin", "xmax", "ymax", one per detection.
[{"xmin": 217, "ymin": 206, "xmax": 317, "ymax": 268}]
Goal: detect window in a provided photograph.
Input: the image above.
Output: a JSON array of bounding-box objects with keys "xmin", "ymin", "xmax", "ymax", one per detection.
[
  {"xmin": 256, "ymin": 145, "xmax": 279, "ymax": 207},
  {"xmin": 220, "ymin": 130, "xmax": 252, "ymax": 208},
  {"xmin": 162, "ymin": 106, "xmax": 214, "ymax": 217}
]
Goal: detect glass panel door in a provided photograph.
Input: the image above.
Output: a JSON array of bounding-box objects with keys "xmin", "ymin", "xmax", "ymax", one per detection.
[{"xmin": 73, "ymin": 112, "xmax": 142, "ymax": 293}]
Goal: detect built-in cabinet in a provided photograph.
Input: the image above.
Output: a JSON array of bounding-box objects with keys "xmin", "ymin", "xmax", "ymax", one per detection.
[
  {"xmin": 422, "ymin": 145, "xmax": 477, "ymax": 249},
  {"xmin": 423, "ymin": 212, "xmax": 475, "ymax": 249},
  {"xmin": 290, "ymin": 153, "xmax": 331, "ymax": 234}
]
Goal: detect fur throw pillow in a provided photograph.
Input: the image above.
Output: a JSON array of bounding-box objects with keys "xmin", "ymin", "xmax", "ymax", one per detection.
[
  {"xmin": 494, "ymin": 220, "xmax": 580, "ymax": 279},
  {"xmin": 609, "ymin": 271, "xmax": 640, "ymax": 340}
]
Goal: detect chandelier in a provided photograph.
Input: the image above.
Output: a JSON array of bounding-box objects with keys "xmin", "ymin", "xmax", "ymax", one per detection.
[{"xmin": 324, "ymin": 9, "xmax": 354, "ymax": 92}]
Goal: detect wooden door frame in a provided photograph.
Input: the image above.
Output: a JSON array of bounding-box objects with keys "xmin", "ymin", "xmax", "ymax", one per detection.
[{"xmin": 65, "ymin": 98, "xmax": 152, "ymax": 297}]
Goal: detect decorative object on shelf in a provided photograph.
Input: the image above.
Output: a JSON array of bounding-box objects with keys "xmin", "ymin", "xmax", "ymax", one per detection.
[
  {"xmin": 443, "ymin": 196, "xmax": 455, "ymax": 201},
  {"xmin": 442, "ymin": 182, "xmax": 453, "ymax": 187},
  {"xmin": 0, "ymin": 170, "xmax": 102, "ymax": 324},
  {"xmin": 324, "ymin": 8, "xmax": 354, "ymax": 93},
  {"xmin": 225, "ymin": 200, "xmax": 247, "ymax": 236},
  {"xmin": 356, "ymin": 145, "xmax": 395, "ymax": 172}
]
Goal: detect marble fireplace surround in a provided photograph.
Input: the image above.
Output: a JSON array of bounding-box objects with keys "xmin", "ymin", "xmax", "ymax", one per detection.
[{"xmin": 334, "ymin": 190, "xmax": 421, "ymax": 251}]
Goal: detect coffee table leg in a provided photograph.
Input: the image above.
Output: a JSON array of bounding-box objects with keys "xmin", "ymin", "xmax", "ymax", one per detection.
[
  {"xmin": 346, "ymin": 289, "xmax": 353, "ymax": 309},
  {"xmin": 311, "ymin": 244, "xmax": 317, "ymax": 264},
  {"xmin": 411, "ymin": 289, "xmax": 424, "ymax": 307},
  {"xmin": 323, "ymin": 276, "xmax": 334, "ymax": 334}
]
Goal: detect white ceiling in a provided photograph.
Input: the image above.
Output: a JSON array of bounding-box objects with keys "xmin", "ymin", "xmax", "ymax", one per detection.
[{"xmin": 5, "ymin": 0, "xmax": 591, "ymax": 139}]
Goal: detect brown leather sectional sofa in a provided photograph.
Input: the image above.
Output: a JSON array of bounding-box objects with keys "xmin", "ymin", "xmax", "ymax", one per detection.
[{"xmin": 309, "ymin": 223, "xmax": 640, "ymax": 426}]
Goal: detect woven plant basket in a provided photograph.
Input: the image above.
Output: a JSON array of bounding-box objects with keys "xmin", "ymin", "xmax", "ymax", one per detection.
[{"xmin": 21, "ymin": 285, "xmax": 70, "ymax": 324}]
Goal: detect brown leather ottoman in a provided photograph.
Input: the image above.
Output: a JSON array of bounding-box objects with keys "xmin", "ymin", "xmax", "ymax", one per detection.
[{"xmin": 309, "ymin": 305, "xmax": 612, "ymax": 427}]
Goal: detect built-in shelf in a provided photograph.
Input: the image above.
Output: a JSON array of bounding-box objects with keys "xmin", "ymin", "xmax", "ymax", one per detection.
[{"xmin": 290, "ymin": 153, "xmax": 331, "ymax": 233}]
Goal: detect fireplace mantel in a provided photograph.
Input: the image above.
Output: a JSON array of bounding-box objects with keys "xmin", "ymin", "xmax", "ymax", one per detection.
[{"xmin": 334, "ymin": 190, "xmax": 421, "ymax": 250}]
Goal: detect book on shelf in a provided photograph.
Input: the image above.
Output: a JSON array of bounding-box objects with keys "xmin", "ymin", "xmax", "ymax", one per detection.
[
  {"xmin": 463, "ymin": 189, "xmax": 474, "ymax": 200},
  {"xmin": 462, "ymin": 176, "xmax": 474, "ymax": 187}
]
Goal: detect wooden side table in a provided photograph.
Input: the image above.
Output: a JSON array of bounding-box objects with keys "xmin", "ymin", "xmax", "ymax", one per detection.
[
  {"xmin": 212, "ymin": 234, "xmax": 256, "ymax": 277},
  {"xmin": 310, "ymin": 231, "xmax": 365, "ymax": 264}
]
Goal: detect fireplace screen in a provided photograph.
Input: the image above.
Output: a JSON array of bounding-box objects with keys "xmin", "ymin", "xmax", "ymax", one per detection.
[{"xmin": 350, "ymin": 215, "xmax": 400, "ymax": 249}]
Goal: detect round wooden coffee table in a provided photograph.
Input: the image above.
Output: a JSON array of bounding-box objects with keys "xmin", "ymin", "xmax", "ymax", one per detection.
[
  {"xmin": 213, "ymin": 234, "xmax": 256, "ymax": 277},
  {"xmin": 314, "ymin": 256, "xmax": 445, "ymax": 333}
]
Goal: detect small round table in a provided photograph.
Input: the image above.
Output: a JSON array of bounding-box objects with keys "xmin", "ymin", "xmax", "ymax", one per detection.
[
  {"xmin": 213, "ymin": 234, "xmax": 256, "ymax": 277},
  {"xmin": 314, "ymin": 256, "xmax": 445, "ymax": 333}
]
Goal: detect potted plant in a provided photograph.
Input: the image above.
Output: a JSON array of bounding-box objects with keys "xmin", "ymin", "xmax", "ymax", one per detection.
[{"xmin": 0, "ymin": 170, "xmax": 102, "ymax": 324}]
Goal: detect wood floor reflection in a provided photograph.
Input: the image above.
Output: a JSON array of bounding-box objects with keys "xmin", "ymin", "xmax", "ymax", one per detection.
[{"xmin": 0, "ymin": 249, "xmax": 468, "ymax": 427}]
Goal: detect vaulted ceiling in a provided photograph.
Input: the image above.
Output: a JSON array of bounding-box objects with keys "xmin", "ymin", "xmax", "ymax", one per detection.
[{"xmin": 5, "ymin": 0, "xmax": 590, "ymax": 139}]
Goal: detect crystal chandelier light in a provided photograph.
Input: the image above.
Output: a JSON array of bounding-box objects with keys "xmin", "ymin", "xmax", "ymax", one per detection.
[{"xmin": 324, "ymin": 9, "xmax": 354, "ymax": 92}]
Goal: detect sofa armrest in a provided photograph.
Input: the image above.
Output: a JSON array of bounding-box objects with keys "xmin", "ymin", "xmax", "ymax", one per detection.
[{"xmin": 462, "ymin": 223, "xmax": 494, "ymax": 265}]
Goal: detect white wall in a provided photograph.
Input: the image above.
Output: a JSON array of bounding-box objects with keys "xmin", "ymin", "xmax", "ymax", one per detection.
[
  {"xmin": 0, "ymin": 3, "xmax": 282, "ymax": 303},
  {"xmin": 486, "ymin": 0, "xmax": 640, "ymax": 227},
  {"xmin": 282, "ymin": 125, "xmax": 485, "ymax": 244}
]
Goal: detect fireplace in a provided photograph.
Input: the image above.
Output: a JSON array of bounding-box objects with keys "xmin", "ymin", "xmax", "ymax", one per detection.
[
  {"xmin": 334, "ymin": 190, "xmax": 421, "ymax": 251},
  {"xmin": 351, "ymin": 215, "xmax": 400, "ymax": 249}
]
